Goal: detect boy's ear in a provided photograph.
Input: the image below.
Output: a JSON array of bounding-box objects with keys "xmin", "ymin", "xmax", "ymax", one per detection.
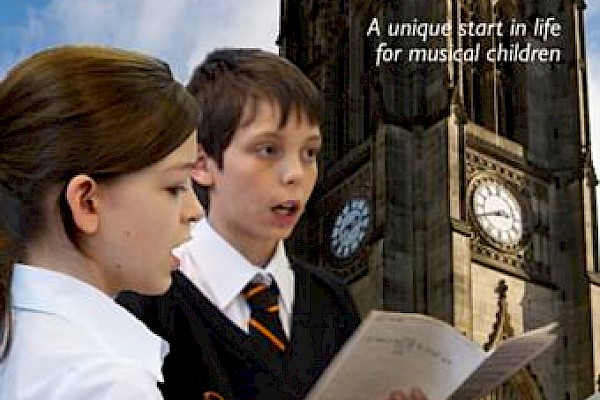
[
  {"xmin": 191, "ymin": 144, "xmax": 216, "ymax": 187},
  {"xmin": 64, "ymin": 174, "xmax": 100, "ymax": 234}
]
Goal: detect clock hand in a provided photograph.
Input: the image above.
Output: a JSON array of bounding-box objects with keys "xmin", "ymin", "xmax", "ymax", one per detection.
[{"xmin": 475, "ymin": 210, "xmax": 510, "ymax": 218}]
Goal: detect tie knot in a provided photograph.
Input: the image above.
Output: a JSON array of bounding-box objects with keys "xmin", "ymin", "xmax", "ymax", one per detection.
[{"xmin": 243, "ymin": 281, "xmax": 280, "ymax": 312}]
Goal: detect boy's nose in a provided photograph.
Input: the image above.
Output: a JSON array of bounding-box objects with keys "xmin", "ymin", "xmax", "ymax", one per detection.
[
  {"xmin": 281, "ymin": 156, "xmax": 305, "ymax": 185},
  {"xmin": 182, "ymin": 188, "xmax": 204, "ymax": 223}
]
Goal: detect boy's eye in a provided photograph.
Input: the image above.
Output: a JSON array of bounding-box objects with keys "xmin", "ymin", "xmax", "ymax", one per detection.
[
  {"xmin": 303, "ymin": 146, "xmax": 321, "ymax": 162},
  {"xmin": 257, "ymin": 144, "xmax": 280, "ymax": 157}
]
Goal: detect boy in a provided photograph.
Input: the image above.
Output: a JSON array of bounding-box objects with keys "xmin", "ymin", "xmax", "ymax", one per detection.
[
  {"xmin": 119, "ymin": 49, "xmax": 427, "ymax": 400},
  {"xmin": 119, "ymin": 48, "xmax": 361, "ymax": 400}
]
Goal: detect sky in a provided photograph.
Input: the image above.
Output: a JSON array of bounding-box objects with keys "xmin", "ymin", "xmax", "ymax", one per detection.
[
  {"xmin": 0, "ymin": 0, "xmax": 281, "ymax": 81},
  {"xmin": 587, "ymin": 2, "xmax": 600, "ymax": 174},
  {"xmin": 0, "ymin": 0, "xmax": 599, "ymax": 178}
]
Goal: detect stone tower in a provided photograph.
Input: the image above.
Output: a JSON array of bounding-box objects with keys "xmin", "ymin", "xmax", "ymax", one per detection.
[{"xmin": 280, "ymin": 0, "xmax": 598, "ymax": 398}]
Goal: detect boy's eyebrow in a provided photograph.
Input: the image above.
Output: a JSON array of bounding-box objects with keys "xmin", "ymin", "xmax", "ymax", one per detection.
[
  {"xmin": 253, "ymin": 130, "xmax": 285, "ymax": 139},
  {"xmin": 253, "ymin": 131, "xmax": 322, "ymax": 142},
  {"xmin": 306, "ymin": 134, "xmax": 322, "ymax": 143}
]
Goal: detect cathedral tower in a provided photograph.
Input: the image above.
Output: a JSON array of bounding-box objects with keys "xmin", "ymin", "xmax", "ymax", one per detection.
[{"xmin": 280, "ymin": 0, "xmax": 597, "ymax": 398}]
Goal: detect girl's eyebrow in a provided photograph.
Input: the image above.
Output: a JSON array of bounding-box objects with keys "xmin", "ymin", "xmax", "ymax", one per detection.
[{"xmin": 162, "ymin": 161, "xmax": 197, "ymax": 172}]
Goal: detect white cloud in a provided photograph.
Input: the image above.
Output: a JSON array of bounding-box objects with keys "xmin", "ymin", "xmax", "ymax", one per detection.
[{"xmin": 3, "ymin": 0, "xmax": 280, "ymax": 81}]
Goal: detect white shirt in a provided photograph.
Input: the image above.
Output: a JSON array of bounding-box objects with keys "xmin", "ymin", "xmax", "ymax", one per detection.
[
  {"xmin": 0, "ymin": 264, "xmax": 168, "ymax": 400},
  {"xmin": 174, "ymin": 219, "xmax": 295, "ymax": 337}
]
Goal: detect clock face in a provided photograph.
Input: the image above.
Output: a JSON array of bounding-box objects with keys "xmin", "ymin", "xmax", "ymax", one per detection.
[
  {"xmin": 330, "ymin": 198, "xmax": 370, "ymax": 259},
  {"xmin": 472, "ymin": 180, "xmax": 523, "ymax": 246}
]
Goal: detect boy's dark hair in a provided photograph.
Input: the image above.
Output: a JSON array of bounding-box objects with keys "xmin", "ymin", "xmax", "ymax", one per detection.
[{"xmin": 186, "ymin": 48, "xmax": 323, "ymax": 169}]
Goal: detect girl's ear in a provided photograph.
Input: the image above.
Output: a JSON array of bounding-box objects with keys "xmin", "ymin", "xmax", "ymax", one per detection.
[
  {"xmin": 64, "ymin": 174, "xmax": 100, "ymax": 234},
  {"xmin": 191, "ymin": 144, "xmax": 216, "ymax": 187}
]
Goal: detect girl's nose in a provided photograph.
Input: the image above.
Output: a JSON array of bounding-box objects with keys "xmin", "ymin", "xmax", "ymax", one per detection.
[{"xmin": 182, "ymin": 188, "xmax": 204, "ymax": 224}]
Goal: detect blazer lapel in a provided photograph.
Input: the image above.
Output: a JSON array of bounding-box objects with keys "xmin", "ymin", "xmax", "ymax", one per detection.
[
  {"xmin": 172, "ymin": 272, "xmax": 287, "ymax": 377},
  {"xmin": 286, "ymin": 266, "xmax": 322, "ymax": 390}
]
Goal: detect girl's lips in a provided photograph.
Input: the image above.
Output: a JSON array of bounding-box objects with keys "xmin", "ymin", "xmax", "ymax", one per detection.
[{"xmin": 170, "ymin": 254, "xmax": 181, "ymax": 270}]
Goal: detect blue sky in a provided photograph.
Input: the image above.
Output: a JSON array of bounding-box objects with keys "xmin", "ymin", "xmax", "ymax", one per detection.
[
  {"xmin": 587, "ymin": 2, "xmax": 600, "ymax": 173},
  {"xmin": 1, "ymin": 0, "xmax": 599, "ymax": 172},
  {"xmin": 0, "ymin": 0, "xmax": 281, "ymax": 81}
]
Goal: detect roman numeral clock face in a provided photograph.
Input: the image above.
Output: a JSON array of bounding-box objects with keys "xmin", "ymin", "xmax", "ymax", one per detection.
[
  {"xmin": 330, "ymin": 198, "xmax": 370, "ymax": 259},
  {"xmin": 472, "ymin": 180, "xmax": 524, "ymax": 247}
]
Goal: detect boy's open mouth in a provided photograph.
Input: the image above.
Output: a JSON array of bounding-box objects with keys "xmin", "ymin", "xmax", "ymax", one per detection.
[{"xmin": 272, "ymin": 201, "xmax": 300, "ymax": 216}]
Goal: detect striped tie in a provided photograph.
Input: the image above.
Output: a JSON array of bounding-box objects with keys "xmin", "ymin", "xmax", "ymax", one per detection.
[{"xmin": 243, "ymin": 280, "xmax": 287, "ymax": 352}]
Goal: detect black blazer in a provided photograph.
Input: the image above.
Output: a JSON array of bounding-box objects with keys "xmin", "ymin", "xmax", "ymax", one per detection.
[{"xmin": 118, "ymin": 261, "xmax": 360, "ymax": 400}]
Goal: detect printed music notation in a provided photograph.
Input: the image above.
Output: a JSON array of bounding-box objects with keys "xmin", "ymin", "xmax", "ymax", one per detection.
[{"xmin": 306, "ymin": 311, "xmax": 557, "ymax": 400}]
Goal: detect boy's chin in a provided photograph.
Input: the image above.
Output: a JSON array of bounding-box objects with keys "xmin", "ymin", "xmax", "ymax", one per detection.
[{"xmin": 277, "ymin": 226, "xmax": 297, "ymax": 240}]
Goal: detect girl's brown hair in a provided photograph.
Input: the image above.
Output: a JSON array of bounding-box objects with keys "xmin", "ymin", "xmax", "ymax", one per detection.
[{"xmin": 0, "ymin": 45, "xmax": 199, "ymax": 359}]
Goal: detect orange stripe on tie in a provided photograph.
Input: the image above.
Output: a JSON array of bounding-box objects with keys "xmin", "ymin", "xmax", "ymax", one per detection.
[
  {"xmin": 248, "ymin": 318, "xmax": 286, "ymax": 351},
  {"xmin": 267, "ymin": 305, "xmax": 279, "ymax": 313},
  {"xmin": 203, "ymin": 391, "xmax": 225, "ymax": 400},
  {"xmin": 244, "ymin": 283, "xmax": 268, "ymax": 299}
]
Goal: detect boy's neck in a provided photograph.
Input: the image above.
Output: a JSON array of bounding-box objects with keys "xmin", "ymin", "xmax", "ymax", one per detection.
[
  {"xmin": 238, "ymin": 244, "xmax": 277, "ymax": 268},
  {"xmin": 207, "ymin": 218, "xmax": 278, "ymax": 267}
]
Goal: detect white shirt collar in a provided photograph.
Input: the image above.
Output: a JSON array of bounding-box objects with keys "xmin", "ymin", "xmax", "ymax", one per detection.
[
  {"xmin": 175, "ymin": 219, "xmax": 294, "ymax": 315},
  {"xmin": 263, "ymin": 241, "xmax": 294, "ymax": 314},
  {"xmin": 11, "ymin": 264, "xmax": 168, "ymax": 382}
]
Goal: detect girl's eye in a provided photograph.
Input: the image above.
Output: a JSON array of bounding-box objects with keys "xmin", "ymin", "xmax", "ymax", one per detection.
[{"xmin": 166, "ymin": 185, "xmax": 188, "ymax": 197}]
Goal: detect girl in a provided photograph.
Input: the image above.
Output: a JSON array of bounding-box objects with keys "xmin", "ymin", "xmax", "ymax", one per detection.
[{"xmin": 0, "ymin": 45, "xmax": 203, "ymax": 399}]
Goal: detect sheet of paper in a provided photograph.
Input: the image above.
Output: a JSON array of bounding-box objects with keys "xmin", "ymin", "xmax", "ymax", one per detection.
[
  {"xmin": 450, "ymin": 322, "xmax": 558, "ymax": 400},
  {"xmin": 306, "ymin": 311, "xmax": 486, "ymax": 400},
  {"xmin": 306, "ymin": 311, "xmax": 557, "ymax": 400}
]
